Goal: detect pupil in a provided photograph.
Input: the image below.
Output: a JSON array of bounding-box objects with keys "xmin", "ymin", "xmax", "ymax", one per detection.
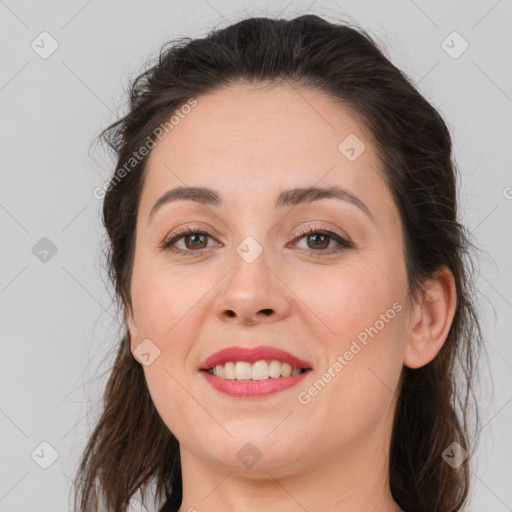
[
  {"xmin": 187, "ymin": 234, "xmax": 206, "ymax": 249},
  {"xmin": 309, "ymin": 234, "xmax": 328, "ymax": 249}
]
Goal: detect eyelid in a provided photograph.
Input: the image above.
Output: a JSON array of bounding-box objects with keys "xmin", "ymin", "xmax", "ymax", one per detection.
[
  {"xmin": 291, "ymin": 223, "xmax": 349, "ymax": 241},
  {"xmin": 289, "ymin": 225, "xmax": 354, "ymax": 252},
  {"xmin": 163, "ymin": 222, "xmax": 349, "ymax": 242},
  {"xmin": 159, "ymin": 224, "xmax": 218, "ymax": 251},
  {"xmin": 160, "ymin": 222, "xmax": 354, "ymax": 255}
]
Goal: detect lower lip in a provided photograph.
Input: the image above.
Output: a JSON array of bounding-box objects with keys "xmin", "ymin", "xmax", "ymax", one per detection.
[{"xmin": 200, "ymin": 369, "xmax": 311, "ymax": 397}]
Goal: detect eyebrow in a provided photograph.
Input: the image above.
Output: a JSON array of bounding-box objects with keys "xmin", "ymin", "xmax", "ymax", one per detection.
[{"xmin": 148, "ymin": 185, "xmax": 374, "ymax": 223}]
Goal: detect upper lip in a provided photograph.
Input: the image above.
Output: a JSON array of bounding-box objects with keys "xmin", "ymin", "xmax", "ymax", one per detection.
[{"xmin": 199, "ymin": 345, "xmax": 313, "ymax": 371}]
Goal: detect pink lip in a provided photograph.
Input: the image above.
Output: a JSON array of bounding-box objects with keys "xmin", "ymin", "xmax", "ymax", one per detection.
[
  {"xmin": 199, "ymin": 345, "xmax": 313, "ymax": 371},
  {"xmin": 201, "ymin": 369, "xmax": 310, "ymax": 398}
]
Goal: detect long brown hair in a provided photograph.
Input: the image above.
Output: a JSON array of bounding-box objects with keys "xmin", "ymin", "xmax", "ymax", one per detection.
[{"xmin": 73, "ymin": 14, "xmax": 486, "ymax": 512}]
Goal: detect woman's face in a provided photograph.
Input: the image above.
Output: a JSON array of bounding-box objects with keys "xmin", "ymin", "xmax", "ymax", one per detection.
[{"xmin": 127, "ymin": 83, "xmax": 412, "ymax": 474}]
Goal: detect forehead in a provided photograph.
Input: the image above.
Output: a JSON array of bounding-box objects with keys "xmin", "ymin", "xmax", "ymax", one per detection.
[{"xmin": 140, "ymin": 83, "xmax": 390, "ymax": 219}]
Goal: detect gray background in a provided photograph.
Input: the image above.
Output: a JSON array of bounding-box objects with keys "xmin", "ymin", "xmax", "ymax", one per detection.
[{"xmin": 1, "ymin": 0, "xmax": 511, "ymax": 511}]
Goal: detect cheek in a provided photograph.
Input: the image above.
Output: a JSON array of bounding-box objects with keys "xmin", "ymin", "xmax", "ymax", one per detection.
[
  {"xmin": 130, "ymin": 257, "xmax": 197, "ymax": 340},
  {"xmin": 130, "ymin": 266, "xmax": 208, "ymax": 437},
  {"xmin": 302, "ymin": 300, "xmax": 405, "ymax": 447},
  {"xmin": 129, "ymin": 256, "xmax": 214, "ymax": 367},
  {"xmin": 288, "ymin": 257, "xmax": 404, "ymax": 342},
  {"xmin": 294, "ymin": 260, "xmax": 406, "ymax": 413}
]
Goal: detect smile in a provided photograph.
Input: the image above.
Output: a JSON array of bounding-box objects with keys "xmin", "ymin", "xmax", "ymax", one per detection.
[
  {"xmin": 205, "ymin": 359, "xmax": 308, "ymax": 380},
  {"xmin": 201, "ymin": 365, "xmax": 312, "ymax": 398}
]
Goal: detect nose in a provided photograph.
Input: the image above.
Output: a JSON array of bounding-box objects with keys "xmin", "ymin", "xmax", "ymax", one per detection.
[{"xmin": 214, "ymin": 249, "xmax": 291, "ymax": 326}]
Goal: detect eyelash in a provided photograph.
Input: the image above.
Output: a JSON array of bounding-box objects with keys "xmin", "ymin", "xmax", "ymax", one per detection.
[{"xmin": 159, "ymin": 225, "xmax": 353, "ymax": 257}]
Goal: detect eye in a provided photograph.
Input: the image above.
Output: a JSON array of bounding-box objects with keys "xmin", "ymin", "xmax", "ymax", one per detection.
[
  {"xmin": 160, "ymin": 225, "xmax": 353, "ymax": 256},
  {"xmin": 159, "ymin": 227, "xmax": 216, "ymax": 255},
  {"xmin": 290, "ymin": 225, "xmax": 353, "ymax": 256}
]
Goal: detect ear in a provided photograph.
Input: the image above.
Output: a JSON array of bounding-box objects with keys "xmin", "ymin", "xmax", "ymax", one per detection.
[
  {"xmin": 126, "ymin": 306, "xmax": 139, "ymax": 353},
  {"xmin": 403, "ymin": 265, "xmax": 457, "ymax": 369}
]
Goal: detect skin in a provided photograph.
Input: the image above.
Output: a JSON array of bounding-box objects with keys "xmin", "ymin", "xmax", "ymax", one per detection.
[{"xmin": 126, "ymin": 83, "xmax": 457, "ymax": 512}]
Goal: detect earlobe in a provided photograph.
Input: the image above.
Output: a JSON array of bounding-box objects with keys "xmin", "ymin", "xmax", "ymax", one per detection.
[{"xmin": 403, "ymin": 266, "xmax": 457, "ymax": 369}]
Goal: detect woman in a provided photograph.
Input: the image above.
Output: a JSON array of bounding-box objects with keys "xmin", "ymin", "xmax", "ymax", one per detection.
[{"xmin": 74, "ymin": 14, "xmax": 484, "ymax": 512}]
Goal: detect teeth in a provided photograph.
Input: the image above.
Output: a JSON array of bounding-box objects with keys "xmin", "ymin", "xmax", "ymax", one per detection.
[
  {"xmin": 269, "ymin": 359, "xmax": 283, "ymax": 378},
  {"xmin": 210, "ymin": 360, "xmax": 305, "ymax": 380}
]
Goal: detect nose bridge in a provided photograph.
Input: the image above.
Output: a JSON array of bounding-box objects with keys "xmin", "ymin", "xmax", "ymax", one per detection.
[
  {"xmin": 229, "ymin": 231, "xmax": 273, "ymax": 298},
  {"xmin": 227, "ymin": 203, "xmax": 276, "ymax": 265}
]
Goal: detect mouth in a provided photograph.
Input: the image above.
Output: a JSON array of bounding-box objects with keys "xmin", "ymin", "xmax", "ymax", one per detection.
[
  {"xmin": 200, "ymin": 365, "xmax": 312, "ymax": 398},
  {"xmin": 201, "ymin": 361, "xmax": 311, "ymax": 380},
  {"xmin": 199, "ymin": 345, "xmax": 313, "ymax": 398},
  {"xmin": 199, "ymin": 345, "xmax": 313, "ymax": 375}
]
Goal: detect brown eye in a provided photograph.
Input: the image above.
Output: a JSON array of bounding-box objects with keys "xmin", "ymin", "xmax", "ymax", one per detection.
[
  {"xmin": 182, "ymin": 233, "xmax": 208, "ymax": 250},
  {"xmin": 292, "ymin": 226, "xmax": 353, "ymax": 256},
  {"xmin": 160, "ymin": 229, "xmax": 215, "ymax": 255},
  {"xmin": 160, "ymin": 226, "xmax": 353, "ymax": 257},
  {"xmin": 305, "ymin": 233, "xmax": 331, "ymax": 250}
]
